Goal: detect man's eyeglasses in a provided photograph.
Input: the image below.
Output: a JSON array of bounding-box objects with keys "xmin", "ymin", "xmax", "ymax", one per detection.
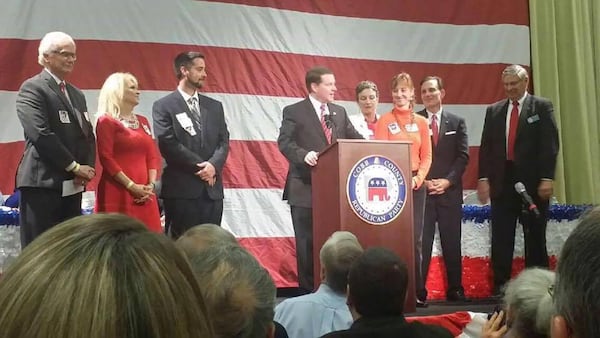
[{"xmin": 50, "ymin": 50, "xmax": 77, "ymax": 59}]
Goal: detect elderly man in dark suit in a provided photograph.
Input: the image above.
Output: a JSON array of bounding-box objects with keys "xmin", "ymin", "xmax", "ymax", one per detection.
[
  {"xmin": 16, "ymin": 31, "xmax": 96, "ymax": 247},
  {"xmin": 416, "ymin": 76, "xmax": 469, "ymax": 304},
  {"xmin": 477, "ymin": 64, "xmax": 559, "ymax": 295},
  {"xmin": 278, "ymin": 66, "xmax": 363, "ymax": 292},
  {"xmin": 153, "ymin": 52, "xmax": 230, "ymax": 239}
]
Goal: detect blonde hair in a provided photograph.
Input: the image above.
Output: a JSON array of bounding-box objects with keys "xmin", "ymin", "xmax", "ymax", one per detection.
[
  {"xmin": 0, "ymin": 213, "xmax": 214, "ymax": 338},
  {"xmin": 97, "ymin": 72, "xmax": 137, "ymax": 119}
]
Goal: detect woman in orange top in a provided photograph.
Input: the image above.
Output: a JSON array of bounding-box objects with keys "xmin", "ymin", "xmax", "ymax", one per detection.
[{"xmin": 374, "ymin": 72, "xmax": 432, "ymax": 307}]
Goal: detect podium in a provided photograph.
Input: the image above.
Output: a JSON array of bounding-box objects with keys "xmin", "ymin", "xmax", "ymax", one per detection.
[{"xmin": 312, "ymin": 139, "xmax": 415, "ymax": 313}]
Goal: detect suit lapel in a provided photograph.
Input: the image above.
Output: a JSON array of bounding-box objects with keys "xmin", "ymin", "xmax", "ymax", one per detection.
[
  {"xmin": 43, "ymin": 74, "xmax": 73, "ymax": 112},
  {"xmin": 436, "ymin": 111, "xmax": 449, "ymax": 148},
  {"xmin": 41, "ymin": 72, "xmax": 91, "ymax": 137},
  {"xmin": 517, "ymin": 95, "xmax": 532, "ymax": 138}
]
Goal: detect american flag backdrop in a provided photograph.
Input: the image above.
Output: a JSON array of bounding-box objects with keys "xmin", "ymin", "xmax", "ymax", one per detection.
[{"xmin": 0, "ymin": 0, "xmax": 531, "ymax": 287}]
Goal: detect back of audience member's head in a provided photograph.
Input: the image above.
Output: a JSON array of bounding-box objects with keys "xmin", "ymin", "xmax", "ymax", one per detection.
[
  {"xmin": 347, "ymin": 247, "xmax": 408, "ymax": 318},
  {"xmin": 319, "ymin": 231, "xmax": 363, "ymax": 293},
  {"xmin": 176, "ymin": 223, "xmax": 238, "ymax": 256},
  {"xmin": 187, "ymin": 244, "xmax": 276, "ymax": 338},
  {"xmin": 552, "ymin": 207, "xmax": 600, "ymax": 338},
  {"xmin": 502, "ymin": 268, "xmax": 554, "ymax": 338},
  {"xmin": 0, "ymin": 213, "xmax": 213, "ymax": 338}
]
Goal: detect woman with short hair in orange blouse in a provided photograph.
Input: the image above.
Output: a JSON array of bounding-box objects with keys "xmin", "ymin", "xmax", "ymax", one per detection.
[{"xmin": 374, "ymin": 72, "xmax": 432, "ymax": 307}]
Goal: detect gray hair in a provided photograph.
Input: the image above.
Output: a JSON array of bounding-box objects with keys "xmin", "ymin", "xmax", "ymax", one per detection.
[
  {"xmin": 554, "ymin": 206, "xmax": 600, "ymax": 338},
  {"xmin": 502, "ymin": 64, "xmax": 529, "ymax": 81},
  {"xmin": 37, "ymin": 31, "xmax": 75, "ymax": 66},
  {"xmin": 176, "ymin": 223, "xmax": 238, "ymax": 257},
  {"xmin": 187, "ymin": 244, "xmax": 276, "ymax": 338},
  {"xmin": 319, "ymin": 231, "xmax": 363, "ymax": 293},
  {"xmin": 503, "ymin": 268, "xmax": 554, "ymax": 337}
]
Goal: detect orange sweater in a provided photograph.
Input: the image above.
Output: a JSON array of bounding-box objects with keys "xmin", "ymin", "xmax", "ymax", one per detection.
[{"xmin": 374, "ymin": 108, "xmax": 432, "ymax": 188}]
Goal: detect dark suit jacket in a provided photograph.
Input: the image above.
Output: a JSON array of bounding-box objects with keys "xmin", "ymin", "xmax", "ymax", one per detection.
[
  {"xmin": 416, "ymin": 109, "xmax": 469, "ymax": 205},
  {"xmin": 152, "ymin": 91, "xmax": 229, "ymax": 200},
  {"xmin": 278, "ymin": 98, "xmax": 363, "ymax": 208},
  {"xmin": 321, "ymin": 316, "xmax": 453, "ymax": 338},
  {"xmin": 478, "ymin": 94, "xmax": 559, "ymax": 198},
  {"xmin": 16, "ymin": 70, "xmax": 95, "ymax": 191}
]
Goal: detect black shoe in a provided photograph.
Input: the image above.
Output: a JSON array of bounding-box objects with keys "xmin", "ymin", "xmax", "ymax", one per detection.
[
  {"xmin": 446, "ymin": 288, "xmax": 469, "ymax": 302},
  {"xmin": 416, "ymin": 298, "xmax": 429, "ymax": 308}
]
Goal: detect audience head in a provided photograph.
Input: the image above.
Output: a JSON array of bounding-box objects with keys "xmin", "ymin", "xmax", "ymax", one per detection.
[
  {"xmin": 391, "ymin": 72, "xmax": 415, "ymax": 109},
  {"xmin": 501, "ymin": 268, "xmax": 554, "ymax": 338},
  {"xmin": 305, "ymin": 66, "xmax": 336, "ymax": 103},
  {"xmin": 97, "ymin": 72, "xmax": 140, "ymax": 118},
  {"xmin": 502, "ymin": 64, "xmax": 529, "ymax": 102},
  {"xmin": 176, "ymin": 223, "xmax": 238, "ymax": 256},
  {"xmin": 319, "ymin": 231, "xmax": 364, "ymax": 293},
  {"xmin": 37, "ymin": 31, "xmax": 77, "ymax": 78},
  {"xmin": 347, "ymin": 247, "xmax": 408, "ymax": 319},
  {"xmin": 0, "ymin": 213, "xmax": 214, "ymax": 338},
  {"xmin": 186, "ymin": 244, "xmax": 276, "ymax": 338},
  {"xmin": 552, "ymin": 207, "xmax": 600, "ymax": 338},
  {"xmin": 355, "ymin": 80, "xmax": 379, "ymax": 118}
]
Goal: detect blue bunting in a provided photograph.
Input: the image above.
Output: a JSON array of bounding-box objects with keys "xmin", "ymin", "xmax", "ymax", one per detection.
[
  {"xmin": 462, "ymin": 204, "xmax": 593, "ymax": 223},
  {"xmin": 0, "ymin": 204, "xmax": 595, "ymax": 227},
  {"xmin": 0, "ymin": 208, "xmax": 19, "ymax": 226}
]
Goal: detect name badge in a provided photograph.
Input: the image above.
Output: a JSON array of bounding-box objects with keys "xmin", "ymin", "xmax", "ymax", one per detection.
[
  {"xmin": 58, "ymin": 110, "xmax": 71, "ymax": 123},
  {"xmin": 405, "ymin": 123, "xmax": 418, "ymax": 132},
  {"xmin": 142, "ymin": 124, "xmax": 152, "ymax": 136},
  {"xmin": 176, "ymin": 112, "xmax": 196, "ymax": 136},
  {"xmin": 527, "ymin": 114, "xmax": 540, "ymax": 124},
  {"xmin": 388, "ymin": 122, "xmax": 400, "ymax": 135}
]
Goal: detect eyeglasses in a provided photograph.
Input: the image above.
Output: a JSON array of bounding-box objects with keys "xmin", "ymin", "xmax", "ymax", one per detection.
[{"xmin": 50, "ymin": 50, "xmax": 77, "ymax": 60}]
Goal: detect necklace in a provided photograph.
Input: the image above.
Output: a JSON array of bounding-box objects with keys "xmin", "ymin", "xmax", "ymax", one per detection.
[{"xmin": 119, "ymin": 114, "xmax": 139, "ymax": 129}]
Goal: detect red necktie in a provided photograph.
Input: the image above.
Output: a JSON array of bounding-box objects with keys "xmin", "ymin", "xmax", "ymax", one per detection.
[
  {"xmin": 507, "ymin": 100, "xmax": 519, "ymax": 160},
  {"xmin": 431, "ymin": 114, "xmax": 439, "ymax": 146},
  {"xmin": 59, "ymin": 81, "xmax": 66, "ymax": 94},
  {"xmin": 320, "ymin": 104, "xmax": 332, "ymax": 144}
]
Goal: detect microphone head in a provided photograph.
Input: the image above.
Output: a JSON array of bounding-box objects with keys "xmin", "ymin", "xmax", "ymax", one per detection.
[{"xmin": 514, "ymin": 182, "xmax": 526, "ymax": 193}]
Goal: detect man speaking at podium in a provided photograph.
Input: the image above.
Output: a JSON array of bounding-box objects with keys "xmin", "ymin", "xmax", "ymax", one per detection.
[
  {"xmin": 477, "ymin": 64, "xmax": 559, "ymax": 296},
  {"xmin": 278, "ymin": 66, "xmax": 363, "ymax": 292}
]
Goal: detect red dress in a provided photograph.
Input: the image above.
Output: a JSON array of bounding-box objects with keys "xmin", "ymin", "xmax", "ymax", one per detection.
[{"xmin": 95, "ymin": 114, "xmax": 162, "ymax": 232}]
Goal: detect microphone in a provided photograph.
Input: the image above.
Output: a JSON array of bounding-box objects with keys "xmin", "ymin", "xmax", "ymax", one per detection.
[
  {"xmin": 514, "ymin": 182, "xmax": 541, "ymax": 217},
  {"xmin": 324, "ymin": 112, "xmax": 333, "ymax": 129}
]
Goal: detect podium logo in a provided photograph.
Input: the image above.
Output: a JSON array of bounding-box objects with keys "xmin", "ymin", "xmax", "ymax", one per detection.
[{"xmin": 346, "ymin": 155, "xmax": 408, "ymax": 225}]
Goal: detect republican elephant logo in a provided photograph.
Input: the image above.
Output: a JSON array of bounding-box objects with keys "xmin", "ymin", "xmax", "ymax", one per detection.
[{"xmin": 367, "ymin": 177, "xmax": 390, "ymax": 201}]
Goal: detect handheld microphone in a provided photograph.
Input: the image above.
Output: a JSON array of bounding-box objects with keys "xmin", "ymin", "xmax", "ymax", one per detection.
[{"xmin": 514, "ymin": 182, "xmax": 541, "ymax": 217}]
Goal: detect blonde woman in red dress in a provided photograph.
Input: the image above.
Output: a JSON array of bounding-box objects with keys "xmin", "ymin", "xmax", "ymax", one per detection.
[{"xmin": 95, "ymin": 73, "xmax": 162, "ymax": 232}]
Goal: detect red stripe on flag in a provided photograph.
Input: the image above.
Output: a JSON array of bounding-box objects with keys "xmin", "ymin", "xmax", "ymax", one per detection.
[
  {"xmin": 238, "ymin": 236, "xmax": 298, "ymax": 287},
  {"xmin": 0, "ymin": 39, "xmax": 515, "ymax": 104},
  {"xmin": 201, "ymin": 0, "xmax": 529, "ymax": 26},
  {"xmin": 0, "ymin": 141, "xmax": 481, "ymax": 191},
  {"xmin": 0, "ymin": 141, "xmax": 23, "ymax": 194},
  {"xmin": 223, "ymin": 140, "xmax": 288, "ymax": 189}
]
